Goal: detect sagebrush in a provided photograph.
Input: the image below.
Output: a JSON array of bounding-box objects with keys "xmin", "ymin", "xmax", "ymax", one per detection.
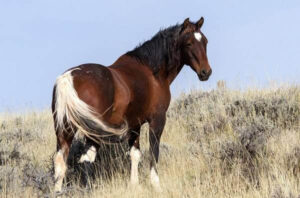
[{"xmin": 0, "ymin": 85, "xmax": 299, "ymax": 197}]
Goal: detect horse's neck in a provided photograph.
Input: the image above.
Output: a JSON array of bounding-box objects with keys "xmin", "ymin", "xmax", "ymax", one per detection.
[
  {"xmin": 164, "ymin": 63, "xmax": 184, "ymax": 85},
  {"xmin": 112, "ymin": 54, "xmax": 184, "ymax": 85}
]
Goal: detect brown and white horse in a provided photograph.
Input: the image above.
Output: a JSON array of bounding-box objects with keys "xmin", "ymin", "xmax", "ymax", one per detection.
[{"xmin": 52, "ymin": 17, "xmax": 212, "ymax": 192}]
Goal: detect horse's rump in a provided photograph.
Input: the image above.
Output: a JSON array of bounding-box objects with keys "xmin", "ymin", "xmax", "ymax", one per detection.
[{"xmin": 52, "ymin": 64, "xmax": 128, "ymax": 143}]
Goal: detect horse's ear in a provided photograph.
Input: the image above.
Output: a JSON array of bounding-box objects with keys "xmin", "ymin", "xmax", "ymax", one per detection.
[
  {"xmin": 183, "ymin": 18, "xmax": 190, "ymax": 29},
  {"xmin": 196, "ymin": 17, "xmax": 204, "ymax": 29}
]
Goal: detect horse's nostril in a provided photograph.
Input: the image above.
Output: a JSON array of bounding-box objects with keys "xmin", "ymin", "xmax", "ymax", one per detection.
[{"xmin": 200, "ymin": 70, "xmax": 207, "ymax": 76}]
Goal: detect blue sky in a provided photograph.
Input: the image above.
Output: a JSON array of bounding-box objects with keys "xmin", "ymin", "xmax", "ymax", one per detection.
[{"xmin": 0, "ymin": 0, "xmax": 299, "ymax": 111}]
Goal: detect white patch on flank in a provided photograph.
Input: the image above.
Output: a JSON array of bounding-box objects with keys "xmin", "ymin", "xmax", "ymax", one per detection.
[
  {"xmin": 79, "ymin": 146, "xmax": 97, "ymax": 163},
  {"xmin": 194, "ymin": 32, "xmax": 202, "ymax": 41},
  {"xmin": 54, "ymin": 68, "xmax": 127, "ymax": 142},
  {"xmin": 150, "ymin": 167, "xmax": 161, "ymax": 192},
  {"xmin": 54, "ymin": 150, "xmax": 67, "ymax": 192},
  {"xmin": 130, "ymin": 146, "xmax": 141, "ymax": 185}
]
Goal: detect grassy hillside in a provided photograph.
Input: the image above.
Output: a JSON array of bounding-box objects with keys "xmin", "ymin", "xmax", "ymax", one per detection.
[{"xmin": 0, "ymin": 84, "xmax": 299, "ymax": 198}]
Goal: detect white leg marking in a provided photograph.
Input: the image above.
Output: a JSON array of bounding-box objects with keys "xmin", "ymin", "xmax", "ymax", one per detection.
[
  {"xmin": 130, "ymin": 146, "xmax": 141, "ymax": 185},
  {"xmin": 54, "ymin": 150, "xmax": 67, "ymax": 192},
  {"xmin": 150, "ymin": 167, "xmax": 162, "ymax": 192},
  {"xmin": 194, "ymin": 32, "xmax": 202, "ymax": 41},
  {"xmin": 79, "ymin": 146, "xmax": 97, "ymax": 163}
]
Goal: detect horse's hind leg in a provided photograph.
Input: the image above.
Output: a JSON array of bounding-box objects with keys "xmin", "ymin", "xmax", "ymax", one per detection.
[
  {"xmin": 78, "ymin": 138, "xmax": 98, "ymax": 164},
  {"xmin": 78, "ymin": 138, "xmax": 99, "ymax": 187},
  {"xmin": 54, "ymin": 123, "xmax": 75, "ymax": 193}
]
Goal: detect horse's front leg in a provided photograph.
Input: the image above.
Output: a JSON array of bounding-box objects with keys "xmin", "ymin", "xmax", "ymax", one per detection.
[
  {"xmin": 149, "ymin": 114, "xmax": 166, "ymax": 192},
  {"xmin": 128, "ymin": 127, "xmax": 141, "ymax": 186}
]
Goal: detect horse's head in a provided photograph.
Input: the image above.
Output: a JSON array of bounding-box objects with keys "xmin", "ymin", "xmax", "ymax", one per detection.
[{"xmin": 180, "ymin": 17, "xmax": 212, "ymax": 81}]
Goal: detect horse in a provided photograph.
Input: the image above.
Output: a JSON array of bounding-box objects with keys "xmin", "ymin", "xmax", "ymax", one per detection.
[{"xmin": 52, "ymin": 17, "xmax": 212, "ymax": 193}]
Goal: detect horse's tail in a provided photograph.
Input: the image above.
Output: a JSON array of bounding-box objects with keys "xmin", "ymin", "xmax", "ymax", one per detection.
[{"xmin": 53, "ymin": 69, "xmax": 128, "ymax": 143}]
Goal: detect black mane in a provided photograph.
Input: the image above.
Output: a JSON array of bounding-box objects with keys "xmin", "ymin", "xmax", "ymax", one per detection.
[{"xmin": 126, "ymin": 24, "xmax": 183, "ymax": 74}]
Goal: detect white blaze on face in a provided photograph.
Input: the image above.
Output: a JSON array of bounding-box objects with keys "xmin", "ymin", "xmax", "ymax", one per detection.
[{"xmin": 194, "ymin": 32, "xmax": 202, "ymax": 42}]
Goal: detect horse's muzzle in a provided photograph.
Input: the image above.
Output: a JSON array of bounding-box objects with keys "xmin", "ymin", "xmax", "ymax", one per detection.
[{"xmin": 198, "ymin": 69, "xmax": 212, "ymax": 81}]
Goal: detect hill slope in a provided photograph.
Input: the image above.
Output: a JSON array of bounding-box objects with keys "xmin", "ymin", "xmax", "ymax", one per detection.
[{"xmin": 0, "ymin": 85, "xmax": 299, "ymax": 197}]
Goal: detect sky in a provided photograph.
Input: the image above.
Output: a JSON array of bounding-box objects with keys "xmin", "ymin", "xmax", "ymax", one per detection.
[{"xmin": 0, "ymin": 0, "xmax": 299, "ymax": 111}]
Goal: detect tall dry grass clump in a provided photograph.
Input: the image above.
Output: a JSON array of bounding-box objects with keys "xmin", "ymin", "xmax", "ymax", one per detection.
[{"xmin": 0, "ymin": 84, "xmax": 299, "ymax": 197}]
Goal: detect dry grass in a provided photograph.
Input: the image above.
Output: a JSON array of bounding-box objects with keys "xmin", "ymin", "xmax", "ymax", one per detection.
[{"xmin": 0, "ymin": 84, "xmax": 299, "ymax": 198}]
